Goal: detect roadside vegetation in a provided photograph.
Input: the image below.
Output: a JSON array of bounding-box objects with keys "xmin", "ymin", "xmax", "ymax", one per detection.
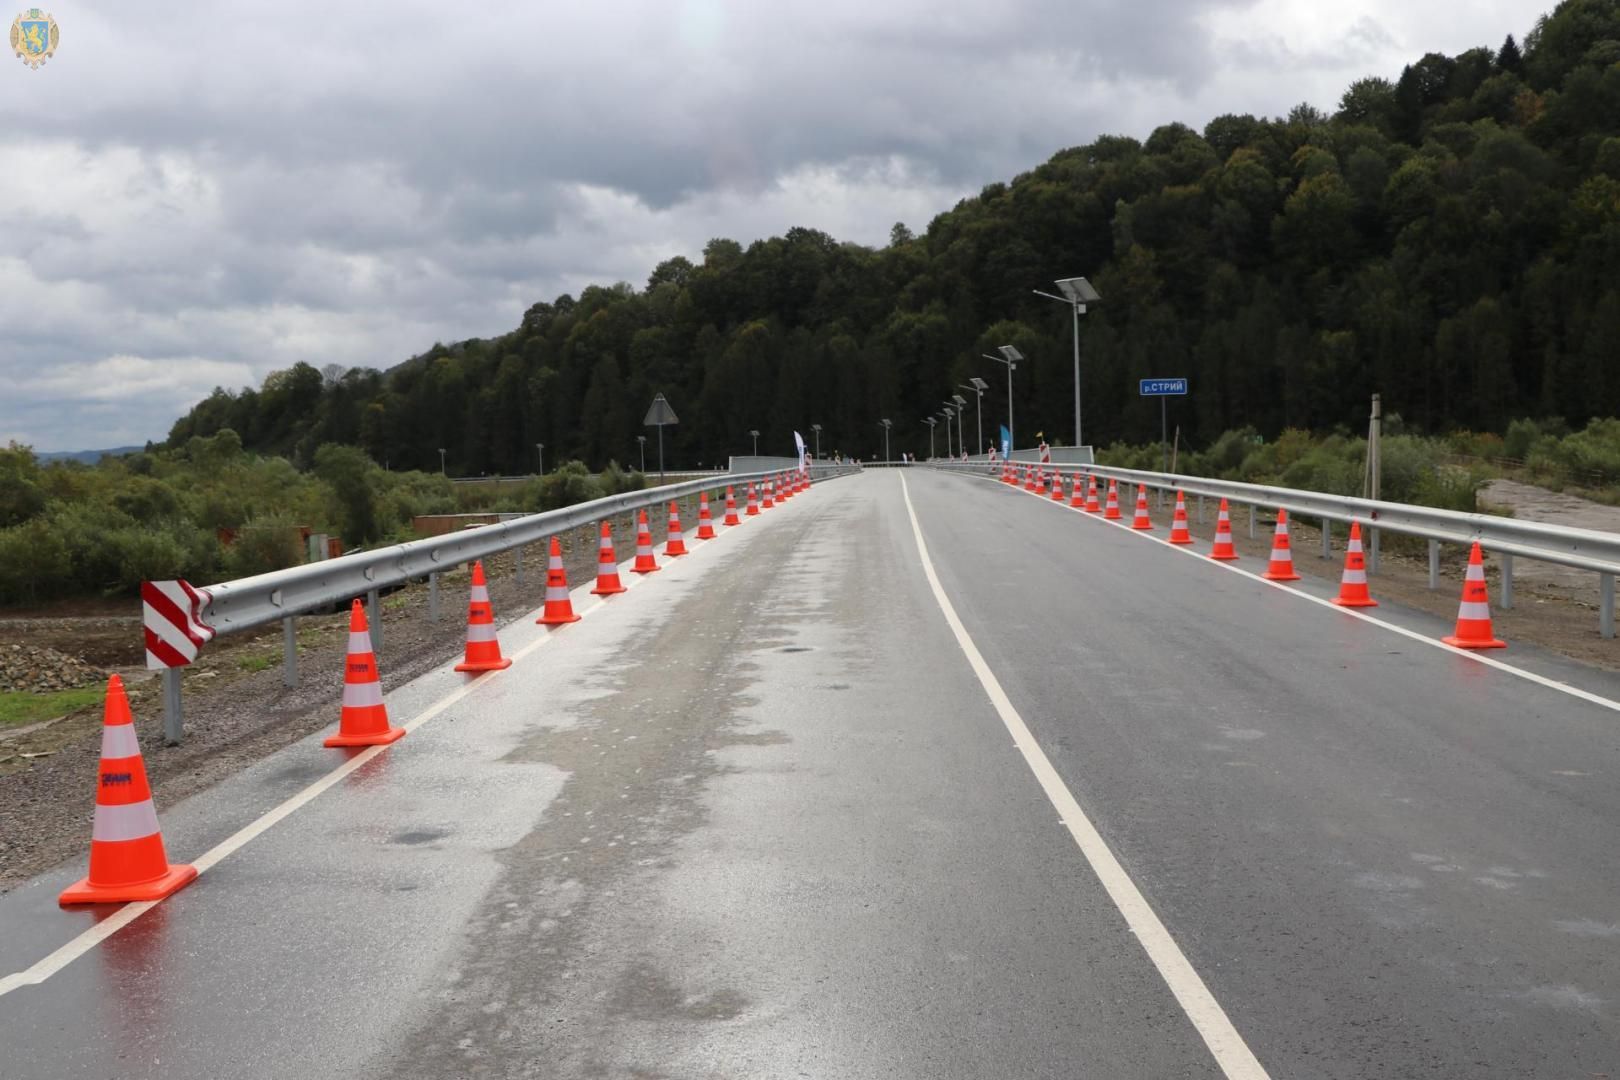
[{"xmin": 0, "ymin": 432, "xmax": 644, "ymax": 607}]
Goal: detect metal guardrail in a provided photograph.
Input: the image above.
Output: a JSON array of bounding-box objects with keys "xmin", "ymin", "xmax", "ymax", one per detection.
[
  {"xmin": 928, "ymin": 460, "xmax": 1620, "ymax": 639},
  {"xmin": 154, "ymin": 466, "xmax": 858, "ymax": 743}
]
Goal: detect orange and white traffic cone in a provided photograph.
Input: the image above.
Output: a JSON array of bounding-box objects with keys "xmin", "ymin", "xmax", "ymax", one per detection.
[
  {"xmin": 454, "ymin": 561, "xmax": 511, "ymax": 672},
  {"xmin": 1210, "ymin": 498, "xmax": 1239, "ymax": 561},
  {"xmin": 1330, "ymin": 521, "xmax": 1377, "ymax": 607},
  {"xmin": 1103, "ymin": 480, "xmax": 1122, "ymax": 520},
  {"xmin": 1131, "ymin": 485, "xmax": 1153, "ymax": 530},
  {"xmin": 779, "ymin": 472, "xmax": 792, "ymax": 500},
  {"xmin": 1084, "ymin": 476, "xmax": 1101, "ymax": 513},
  {"xmin": 1263, "ymin": 510, "xmax": 1302, "ymax": 582},
  {"xmin": 1024, "ymin": 467, "xmax": 1037, "ymax": 492},
  {"xmin": 326, "ymin": 600, "xmax": 405, "ymax": 747},
  {"xmin": 537, "ymin": 535, "xmax": 582, "ymax": 624},
  {"xmin": 762, "ymin": 480, "xmax": 775, "ymax": 509},
  {"xmin": 591, "ymin": 521, "xmax": 627, "ymax": 595},
  {"xmin": 1002, "ymin": 461, "xmax": 1015, "ymax": 484},
  {"xmin": 59, "ymin": 675, "xmax": 198, "ymax": 905},
  {"xmin": 696, "ymin": 492, "xmax": 717, "ymax": 539},
  {"xmin": 1069, "ymin": 474, "xmax": 1086, "ymax": 508},
  {"xmin": 723, "ymin": 486, "xmax": 742, "ymax": 526},
  {"xmin": 745, "ymin": 483, "xmax": 760, "ymax": 517},
  {"xmin": 632, "ymin": 510, "xmax": 660, "ymax": 574},
  {"xmin": 1443, "ymin": 542, "xmax": 1506, "ymax": 649},
  {"xmin": 1050, "ymin": 473, "xmax": 1066, "ymax": 501},
  {"xmin": 1168, "ymin": 492, "xmax": 1193, "ymax": 544},
  {"xmin": 665, "ymin": 502, "xmax": 689, "ymax": 556},
  {"xmin": 1034, "ymin": 470, "xmax": 1048, "ymax": 495}
]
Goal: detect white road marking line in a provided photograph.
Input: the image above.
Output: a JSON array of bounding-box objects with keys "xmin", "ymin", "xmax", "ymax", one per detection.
[
  {"xmin": 0, "ymin": 487, "xmax": 789, "ymax": 998},
  {"xmin": 898, "ymin": 474, "xmax": 1271, "ymax": 1080},
  {"xmin": 982, "ymin": 471, "xmax": 1620, "ymax": 715}
]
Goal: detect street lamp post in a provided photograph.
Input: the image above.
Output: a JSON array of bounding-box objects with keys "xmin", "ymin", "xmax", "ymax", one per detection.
[
  {"xmin": 922, "ymin": 417, "xmax": 937, "ymax": 460},
  {"xmin": 960, "ymin": 379, "xmax": 987, "ymax": 456},
  {"xmin": 1034, "ymin": 277, "xmax": 1102, "ymax": 449},
  {"xmin": 535, "ymin": 443, "xmax": 544, "ymax": 475},
  {"xmin": 438, "ymin": 447, "xmax": 447, "ymax": 476},
  {"xmin": 636, "ymin": 435, "xmax": 646, "ymax": 473},
  {"xmin": 940, "ymin": 407, "xmax": 955, "ymax": 458},
  {"xmin": 989, "ymin": 347, "xmax": 1021, "ymax": 452},
  {"xmin": 811, "ymin": 423, "xmax": 822, "ymax": 459},
  {"xmin": 749, "ymin": 429, "xmax": 760, "ymax": 456},
  {"xmin": 951, "ymin": 394, "xmax": 968, "ymax": 457},
  {"xmin": 879, "ymin": 419, "xmax": 892, "ymax": 463}
]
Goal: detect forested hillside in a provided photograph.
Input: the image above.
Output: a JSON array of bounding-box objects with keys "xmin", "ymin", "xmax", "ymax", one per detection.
[{"xmin": 166, "ymin": 0, "xmax": 1620, "ymax": 469}]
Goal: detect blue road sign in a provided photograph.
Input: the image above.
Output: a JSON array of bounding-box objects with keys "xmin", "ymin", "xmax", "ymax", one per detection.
[{"xmin": 1139, "ymin": 378, "xmax": 1189, "ymax": 396}]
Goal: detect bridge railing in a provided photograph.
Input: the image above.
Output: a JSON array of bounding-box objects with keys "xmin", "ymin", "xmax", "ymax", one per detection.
[
  {"xmin": 155, "ymin": 465, "xmax": 859, "ymax": 742},
  {"xmin": 927, "ymin": 460, "xmax": 1620, "ymax": 639}
]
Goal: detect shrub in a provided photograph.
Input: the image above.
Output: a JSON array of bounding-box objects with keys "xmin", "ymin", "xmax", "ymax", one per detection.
[
  {"xmin": 0, "ymin": 518, "xmax": 72, "ymax": 604},
  {"xmin": 537, "ymin": 461, "xmax": 604, "ymax": 510}
]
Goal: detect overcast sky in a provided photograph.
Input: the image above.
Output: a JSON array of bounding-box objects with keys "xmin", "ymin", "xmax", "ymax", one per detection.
[{"xmin": 1, "ymin": 0, "xmax": 1552, "ymax": 451}]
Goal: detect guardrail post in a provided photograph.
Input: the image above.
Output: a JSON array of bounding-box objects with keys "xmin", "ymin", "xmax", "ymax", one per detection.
[
  {"xmin": 1248, "ymin": 504, "xmax": 1256, "ymax": 540},
  {"xmin": 283, "ymin": 616, "xmax": 298, "ymax": 687},
  {"xmin": 429, "ymin": 572, "xmax": 440, "ymax": 623},
  {"xmin": 1499, "ymin": 553, "xmax": 1513, "ymax": 610},
  {"xmin": 1197, "ymin": 495, "xmax": 1204, "ymax": 524},
  {"xmin": 1321, "ymin": 519, "xmax": 1332, "ymax": 560},
  {"xmin": 162, "ymin": 668, "xmax": 183, "ymax": 745},
  {"xmin": 368, "ymin": 588, "xmax": 382, "ymax": 652},
  {"xmin": 1428, "ymin": 540, "xmax": 1440, "ymax": 589},
  {"xmin": 514, "ymin": 545, "xmax": 524, "ymax": 587},
  {"xmin": 1369, "ymin": 529, "xmax": 1380, "ymax": 574},
  {"xmin": 1602, "ymin": 573, "xmax": 1615, "ymax": 640}
]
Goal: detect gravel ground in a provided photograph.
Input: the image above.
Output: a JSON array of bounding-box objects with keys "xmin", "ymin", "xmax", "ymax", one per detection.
[{"xmin": 0, "ymin": 488, "xmax": 737, "ymax": 892}]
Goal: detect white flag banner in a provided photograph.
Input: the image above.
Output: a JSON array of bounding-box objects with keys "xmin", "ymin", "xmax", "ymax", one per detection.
[{"xmin": 793, "ymin": 430, "xmax": 808, "ymax": 472}]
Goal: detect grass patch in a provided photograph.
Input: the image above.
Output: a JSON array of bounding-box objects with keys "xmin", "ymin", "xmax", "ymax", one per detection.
[
  {"xmin": 238, "ymin": 654, "xmax": 275, "ymax": 673},
  {"xmin": 0, "ymin": 686, "xmax": 106, "ymax": 729}
]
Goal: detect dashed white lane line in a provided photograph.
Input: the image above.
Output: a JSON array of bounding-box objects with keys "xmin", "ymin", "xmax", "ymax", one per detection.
[
  {"xmin": 898, "ymin": 473, "xmax": 1271, "ymax": 1080},
  {"xmin": 982, "ymin": 470, "xmax": 1620, "ymax": 716},
  {"xmin": 0, "ymin": 488, "xmax": 806, "ymax": 999}
]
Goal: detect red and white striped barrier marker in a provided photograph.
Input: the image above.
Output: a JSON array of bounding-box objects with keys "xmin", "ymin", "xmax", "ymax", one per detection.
[{"xmin": 142, "ymin": 580, "xmax": 214, "ymax": 669}]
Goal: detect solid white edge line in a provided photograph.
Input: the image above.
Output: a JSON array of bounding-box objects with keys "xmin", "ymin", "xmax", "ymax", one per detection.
[
  {"xmin": 984, "ymin": 469, "xmax": 1620, "ymax": 715},
  {"xmin": 0, "ymin": 483, "xmax": 804, "ymax": 998},
  {"xmin": 898, "ymin": 474, "xmax": 1270, "ymax": 1080}
]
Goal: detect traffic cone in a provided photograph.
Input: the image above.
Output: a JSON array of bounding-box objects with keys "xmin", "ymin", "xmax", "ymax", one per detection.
[
  {"xmin": 1034, "ymin": 470, "xmax": 1048, "ymax": 495},
  {"xmin": 744, "ymin": 483, "xmax": 760, "ymax": 517},
  {"xmin": 1263, "ymin": 509, "xmax": 1302, "ymax": 582},
  {"xmin": 1210, "ymin": 499, "xmax": 1239, "ymax": 561},
  {"xmin": 1131, "ymin": 485, "xmax": 1153, "ymax": 530},
  {"xmin": 1069, "ymin": 474, "xmax": 1086, "ymax": 508},
  {"xmin": 762, "ymin": 480, "xmax": 775, "ymax": 509},
  {"xmin": 778, "ymin": 472, "xmax": 792, "ymax": 501},
  {"xmin": 1168, "ymin": 492, "xmax": 1193, "ymax": 544},
  {"xmin": 454, "ymin": 561, "xmax": 512, "ymax": 672},
  {"xmin": 632, "ymin": 510, "xmax": 660, "ymax": 573},
  {"xmin": 1103, "ymin": 480, "xmax": 1122, "ymax": 520},
  {"xmin": 665, "ymin": 502, "xmax": 689, "ymax": 556},
  {"xmin": 1443, "ymin": 542, "xmax": 1506, "ymax": 649},
  {"xmin": 723, "ymin": 486, "xmax": 742, "ymax": 526},
  {"xmin": 696, "ymin": 492, "xmax": 717, "ymax": 539},
  {"xmin": 591, "ymin": 521, "xmax": 627, "ymax": 595},
  {"xmin": 59, "ymin": 675, "xmax": 198, "ymax": 905},
  {"xmin": 1024, "ymin": 467, "xmax": 1037, "ymax": 492},
  {"xmin": 1331, "ymin": 521, "xmax": 1377, "ymax": 608},
  {"xmin": 537, "ymin": 536, "xmax": 582, "ymax": 624},
  {"xmin": 1084, "ymin": 476, "xmax": 1101, "ymax": 513},
  {"xmin": 1050, "ymin": 473, "xmax": 1066, "ymax": 501},
  {"xmin": 325, "ymin": 600, "xmax": 405, "ymax": 747},
  {"xmin": 1002, "ymin": 461, "xmax": 1015, "ymax": 484}
]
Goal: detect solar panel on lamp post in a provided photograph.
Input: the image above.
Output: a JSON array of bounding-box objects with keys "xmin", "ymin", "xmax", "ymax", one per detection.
[
  {"xmin": 992, "ymin": 346, "xmax": 1023, "ymax": 452},
  {"xmin": 961, "ymin": 379, "xmax": 987, "ymax": 457},
  {"xmin": 1033, "ymin": 277, "xmax": 1101, "ymax": 450}
]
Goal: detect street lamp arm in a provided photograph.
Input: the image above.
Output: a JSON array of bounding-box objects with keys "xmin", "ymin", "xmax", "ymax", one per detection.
[{"xmin": 1032, "ymin": 289, "xmax": 1071, "ymax": 304}]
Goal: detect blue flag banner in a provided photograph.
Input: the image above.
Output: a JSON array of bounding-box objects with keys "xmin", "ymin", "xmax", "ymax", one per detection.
[{"xmin": 1000, "ymin": 425, "xmax": 1012, "ymax": 458}]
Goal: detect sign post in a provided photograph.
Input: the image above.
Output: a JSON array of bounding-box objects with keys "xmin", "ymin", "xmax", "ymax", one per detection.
[
  {"xmin": 1138, "ymin": 378, "xmax": 1188, "ymax": 475},
  {"xmin": 642, "ymin": 394, "xmax": 679, "ymax": 482}
]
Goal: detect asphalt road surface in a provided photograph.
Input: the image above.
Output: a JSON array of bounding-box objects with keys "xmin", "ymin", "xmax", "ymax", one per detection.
[{"xmin": 2, "ymin": 468, "xmax": 1618, "ymax": 1078}]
